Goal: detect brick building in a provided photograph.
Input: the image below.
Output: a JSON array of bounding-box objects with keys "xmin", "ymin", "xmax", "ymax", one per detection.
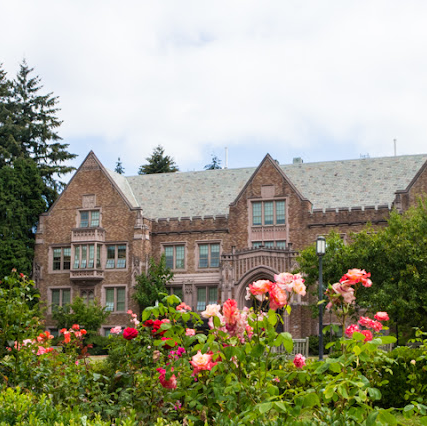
[{"xmin": 33, "ymin": 151, "xmax": 427, "ymax": 337}]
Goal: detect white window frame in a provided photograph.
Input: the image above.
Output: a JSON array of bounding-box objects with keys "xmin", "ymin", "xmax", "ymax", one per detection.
[
  {"xmin": 51, "ymin": 246, "xmax": 71, "ymax": 272},
  {"xmin": 197, "ymin": 242, "xmax": 221, "ymax": 269},
  {"xmin": 102, "ymin": 285, "xmax": 127, "ymax": 313},
  {"xmin": 196, "ymin": 286, "xmax": 219, "ymax": 311},
  {"xmin": 79, "ymin": 209, "xmax": 100, "ymax": 228},
  {"xmin": 162, "ymin": 244, "xmax": 186, "ymax": 270},
  {"xmin": 251, "ymin": 200, "xmax": 286, "ymax": 226},
  {"xmin": 72, "ymin": 244, "xmax": 102, "ymax": 269},
  {"xmin": 49, "ymin": 287, "xmax": 72, "ymax": 313},
  {"xmin": 105, "ymin": 244, "xmax": 127, "ymax": 269}
]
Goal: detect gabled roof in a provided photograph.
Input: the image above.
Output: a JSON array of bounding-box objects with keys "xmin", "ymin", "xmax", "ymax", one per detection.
[{"xmin": 96, "ymin": 154, "xmax": 427, "ymax": 219}]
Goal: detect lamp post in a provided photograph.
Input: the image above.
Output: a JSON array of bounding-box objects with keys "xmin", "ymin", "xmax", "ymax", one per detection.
[{"xmin": 316, "ymin": 236, "xmax": 326, "ymax": 361}]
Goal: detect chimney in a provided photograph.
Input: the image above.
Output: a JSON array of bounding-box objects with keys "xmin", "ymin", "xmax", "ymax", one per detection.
[{"xmin": 293, "ymin": 157, "xmax": 303, "ymax": 164}]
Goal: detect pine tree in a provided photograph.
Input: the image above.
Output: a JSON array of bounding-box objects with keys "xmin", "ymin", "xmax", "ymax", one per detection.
[
  {"xmin": 138, "ymin": 145, "xmax": 179, "ymax": 175},
  {"xmin": 204, "ymin": 154, "xmax": 222, "ymax": 170},
  {"xmin": 115, "ymin": 157, "xmax": 125, "ymax": 174},
  {"xmin": 0, "ymin": 60, "xmax": 76, "ymax": 275},
  {"xmin": 0, "ymin": 157, "xmax": 45, "ymax": 276},
  {"xmin": 10, "ymin": 60, "xmax": 76, "ymax": 206}
]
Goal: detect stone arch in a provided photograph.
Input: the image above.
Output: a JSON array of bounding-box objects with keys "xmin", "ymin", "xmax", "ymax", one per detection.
[{"xmin": 234, "ymin": 266, "xmax": 278, "ymax": 309}]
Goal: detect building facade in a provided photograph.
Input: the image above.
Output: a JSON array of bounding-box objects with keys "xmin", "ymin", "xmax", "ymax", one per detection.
[{"xmin": 33, "ymin": 152, "xmax": 427, "ymax": 337}]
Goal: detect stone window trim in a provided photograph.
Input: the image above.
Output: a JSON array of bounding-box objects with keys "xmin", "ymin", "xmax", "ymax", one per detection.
[
  {"xmin": 195, "ymin": 240, "xmax": 221, "ymax": 271},
  {"xmin": 48, "ymin": 245, "xmax": 72, "ymax": 273},
  {"xmin": 105, "ymin": 243, "xmax": 128, "ymax": 270},
  {"xmin": 71, "ymin": 243, "xmax": 102, "ymax": 270},
  {"xmin": 250, "ymin": 198, "xmax": 287, "ymax": 227},
  {"xmin": 252, "ymin": 241, "xmax": 286, "ymax": 249},
  {"xmin": 161, "ymin": 242, "xmax": 187, "ymax": 271},
  {"xmin": 76, "ymin": 207, "xmax": 102, "ymax": 229},
  {"xmin": 48, "ymin": 286, "xmax": 72, "ymax": 314},
  {"xmin": 101, "ymin": 285, "xmax": 127, "ymax": 314},
  {"xmin": 195, "ymin": 285, "xmax": 219, "ymax": 312}
]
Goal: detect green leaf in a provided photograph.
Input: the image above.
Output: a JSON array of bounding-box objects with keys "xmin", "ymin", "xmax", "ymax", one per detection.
[
  {"xmin": 352, "ymin": 331, "xmax": 366, "ymax": 341},
  {"xmin": 258, "ymin": 402, "xmax": 272, "ymax": 414},
  {"xmin": 377, "ymin": 410, "xmax": 397, "ymax": 425},
  {"xmin": 324, "ymin": 386, "xmax": 335, "ymax": 400},
  {"xmin": 367, "ymin": 387, "xmax": 382, "ymax": 401},
  {"xmin": 303, "ymin": 393, "xmax": 320, "ymax": 408},
  {"xmin": 380, "ymin": 335, "xmax": 397, "ymax": 344},
  {"xmin": 251, "ymin": 343, "xmax": 265, "ymax": 358},
  {"xmin": 280, "ymin": 332, "xmax": 293, "ymax": 353},
  {"xmin": 328, "ymin": 362, "xmax": 342, "ymax": 373},
  {"xmin": 268, "ymin": 310, "xmax": 278, "ymax": 326},
  {"xmin": 274, "ymin": 401, "xmax": 288, "ymax": 413},
  {"xmin": 353, "ymin": 345, "xmax": 361, "ymax": 356}
]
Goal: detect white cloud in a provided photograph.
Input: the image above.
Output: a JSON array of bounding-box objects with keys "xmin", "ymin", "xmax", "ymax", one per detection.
[{"xmin": 2, "ymin": 1, "xmax": 427, "ymax": 174}]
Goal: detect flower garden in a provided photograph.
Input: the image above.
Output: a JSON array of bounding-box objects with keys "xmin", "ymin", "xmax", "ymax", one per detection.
[{"xmin": 1, "ymin": 270, "xmax": 427, "ymax": 425}]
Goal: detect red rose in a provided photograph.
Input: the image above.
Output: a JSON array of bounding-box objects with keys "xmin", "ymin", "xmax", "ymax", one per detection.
[{"xmin": 123, "ymin": 327, "xmax": 138, "ymax": 340}]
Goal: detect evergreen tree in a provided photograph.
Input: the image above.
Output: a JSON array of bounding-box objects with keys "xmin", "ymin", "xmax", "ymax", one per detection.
[
  {"xmin": 0, "ymin": 60, "xmax": 75, "ymax": 275},
  {"xmin": 138, "ymin": 145, "xmax": 179, "ymax": 175},
  {"xmin": 9, "ymin": 60, "xmax": 76, "ymax": 206},
  {"xmin": 204, "ymin": 154, "xmax": 222, "ymax": 170},
  {"xmin": 0, "ymin": 157, "xmax": 45, "ymax": 276},
  {"xmin": 114, "ymin": 157, "xmax": 125, "ymax": 174}
]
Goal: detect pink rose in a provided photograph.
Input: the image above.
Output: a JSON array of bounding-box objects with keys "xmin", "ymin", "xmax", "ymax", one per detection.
[
  {"xmin": 223, "ymin": 299, "xmax": 239, "ymax": 326},
  {"xmin": 269, "ymin": 284, "xmax": 288, "ymax": 311},
  {"xmin": 248, "ymin": 280, "xmax": 273, "ymax": 299},
  {"xmin": 361, "ymin": 329, "xmax": 373, "ymax": 342},
  {"xmin": 190, "ymin": 351, "xmax": 216, "ymax": 374},
  {"xmin": 345, "ymin": 324, "xmax": 360, "ymax": 338},
  {"xmin": 331, "ymin": 283, "xmax": 356, "ymax": 305},
  {"xmin": 340, "ymin": 269, "xmax": 372, "ymax": 287},
  {"xmin": 293, "ymin": 353, "xmax": 306, "ymax": 368},
  {"xmin": 185, "ymin": 328, "xmax": 196, "ymax": 336},
  {"xmin": 110, "ymin": 326, "xmax": 122, "ymax": 335},
  {"xmin": 176, "ymin": 302, "xmax": 191, "ymax": 312},
  {"xmin": 157, "ymin": 367, "xmax": 177, "ymax": 389},
  {"xmin": 123, "ymin": 327, "xmax": 138, "ymax": 340},
  {"xmin": 293, "ymin": 277, "xmax": 306, "ymax": 296},
  {"xmin": 201, "ymin": 304, "xmax": 221, "ymax": 319},
  {"xmin": 374, "ymin": 312, "xmax": 389, "ymax": 322}
]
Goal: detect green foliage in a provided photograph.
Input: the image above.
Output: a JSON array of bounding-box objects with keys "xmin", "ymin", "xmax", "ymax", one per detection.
[
  {"xmin": 204, "ymin": 154, "xmax": 222, "ymax": 170},
  {"xmin": 0, "ymin": 61, "xmax": 76, "ymax": 276},
  {"xmin": 133, "ymin": 255, "xmax": 174, "ymax": 311},
  {"xmin": 114, "ymin": 157, "xmax": 125, "ymax": 174},
  {"xmin": 0, "ymin": 271, "xmax": 40, "ymax": 357},
  {"xmin": 298, "ymin": 200, "xmax": 427, "ymax": 342},
  {"xmin": 0, "ymin": 158, "xmax": 45, "ymax": 276},
  {"xmin": 138, "ymin": 145, "xmax": 179, "ymax": 175},
  {"xmin": 52, "ymin": 297, "xmax": 110, "ymax": 332}
]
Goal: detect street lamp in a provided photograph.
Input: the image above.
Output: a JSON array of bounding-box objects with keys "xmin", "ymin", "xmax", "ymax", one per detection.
[{"xmin": 316, "ymin": 236, "xmax": 326, "ymax": 361}]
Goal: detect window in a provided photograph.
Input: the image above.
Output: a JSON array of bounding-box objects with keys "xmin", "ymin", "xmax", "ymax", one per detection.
[
  {"xmin": 53, "ymin": 247, "xmax": 71, "ymax": 271},
  {"xmin": 105, "ymin": 287, "xmax": 126, "ymax": 312},
  {"xmin": 198, "ymin": 243, "xmax": 220, "ymax": 268},
  {"xmin": 48, "ymin": 328, "xmax": 59, "ymax": 338},
  {"xmin": 81, "ymin": 289, "xmax": 95, "ymax": 306},
  {"xmin": 73, "ymin": 244, "xmax": 101, "ymax": 269},
  {"xmin": 51, "ymin": 288, "xmax": 71, "ymax": 311},
  {"xmin": 252, "ymin": 241, "xmax": 286, "ymax": 249},
  {"xmin": 168, "ymin": 286, "xmax": 184, "ymax": 302},
  {"xmin": 106, "ymin": 245, "xmax": 126, "ymax": 269},
  {"xmin": 196, "ymin": 287, "xmax": 218, "ymax": 311},
  {"xmin": 164, "ymin": 245, "xmax": 185, "ymax": 269},
  {"xmin": 252, "ymin": 200, "xmax": 286, "ymax": 226},
  {"xmin": 79, "ymin": 210, "xmax": 100, "ymax": 228}
]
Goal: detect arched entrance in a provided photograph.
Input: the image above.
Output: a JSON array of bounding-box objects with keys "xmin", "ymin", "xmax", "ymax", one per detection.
[{"xmin": 234, "ymin": 266, "xmax": 288, "ymax": 333}]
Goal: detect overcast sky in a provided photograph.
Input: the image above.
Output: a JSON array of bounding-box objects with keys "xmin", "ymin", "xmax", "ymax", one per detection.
[{"xmin": 2, "ymin": 1, "xmax": 427, "ymax": 176}]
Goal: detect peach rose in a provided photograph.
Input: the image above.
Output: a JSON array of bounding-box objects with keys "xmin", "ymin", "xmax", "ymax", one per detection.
[
  {"xmin": 374, "ymin": 311, "xmax": 389, "ymax": 322},
  {"xmin": 201, "ymin": 304, "xmax": 221, "ymax": 319}
]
